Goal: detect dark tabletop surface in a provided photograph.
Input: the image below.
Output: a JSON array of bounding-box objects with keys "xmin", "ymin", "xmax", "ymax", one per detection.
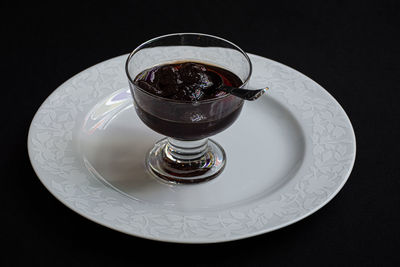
[{"xmin": 2, "ymin": 1, "xmax": 400, "ymax": 266}]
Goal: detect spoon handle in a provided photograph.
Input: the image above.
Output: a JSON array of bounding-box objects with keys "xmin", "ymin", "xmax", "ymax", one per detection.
[{"xmin": 220, "ymin": 86, "xmax": 269, "ymax": 101}]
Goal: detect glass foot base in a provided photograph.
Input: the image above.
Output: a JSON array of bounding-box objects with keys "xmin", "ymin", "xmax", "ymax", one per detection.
[{"xmin": 146, "ymin": 138, "xmax": 226, "ymax": 184}]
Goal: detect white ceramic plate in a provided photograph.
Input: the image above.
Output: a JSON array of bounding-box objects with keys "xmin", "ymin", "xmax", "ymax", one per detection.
[{"xmin": 28, "ymin": 53, "xmax": 356, "ymax": 243}]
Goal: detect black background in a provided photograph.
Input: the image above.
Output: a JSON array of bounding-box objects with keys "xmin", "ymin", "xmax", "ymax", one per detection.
[{"xmin": 2, "ymin": 1, "xmax": 400, "ymax": 266}]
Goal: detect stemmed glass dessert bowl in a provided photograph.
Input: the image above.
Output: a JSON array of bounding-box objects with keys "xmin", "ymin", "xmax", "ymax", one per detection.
[{"xmin": 125, "ymin": 33, "xmax": 252, "ymax": 183}]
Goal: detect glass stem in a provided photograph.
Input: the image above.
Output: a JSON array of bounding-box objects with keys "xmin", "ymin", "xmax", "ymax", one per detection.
[{"xmin": 166, "ymin": 138, "xmax": 208, "ymax": 161}]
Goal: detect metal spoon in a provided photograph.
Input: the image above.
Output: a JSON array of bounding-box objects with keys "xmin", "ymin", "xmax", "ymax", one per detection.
[{"xmin": 207, "ymin": 71, "xmax": 268, "ymax": 101}]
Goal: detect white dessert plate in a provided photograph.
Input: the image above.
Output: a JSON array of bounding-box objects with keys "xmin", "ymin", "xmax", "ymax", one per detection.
[{"xmin": 28, "ymin": 53, "xmax": 356, "ymax": 243}]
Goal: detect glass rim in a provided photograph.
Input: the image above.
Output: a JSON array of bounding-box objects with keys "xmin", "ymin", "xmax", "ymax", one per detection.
[{"xmin": 125, "ymin": 32, "xmax": 253, "ymax": 104}]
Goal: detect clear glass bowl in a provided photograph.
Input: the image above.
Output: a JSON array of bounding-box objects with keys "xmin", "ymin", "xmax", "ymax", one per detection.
[{"xmin": 126, "ymin": 33, "xmax": 252, "ymax": 183}]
